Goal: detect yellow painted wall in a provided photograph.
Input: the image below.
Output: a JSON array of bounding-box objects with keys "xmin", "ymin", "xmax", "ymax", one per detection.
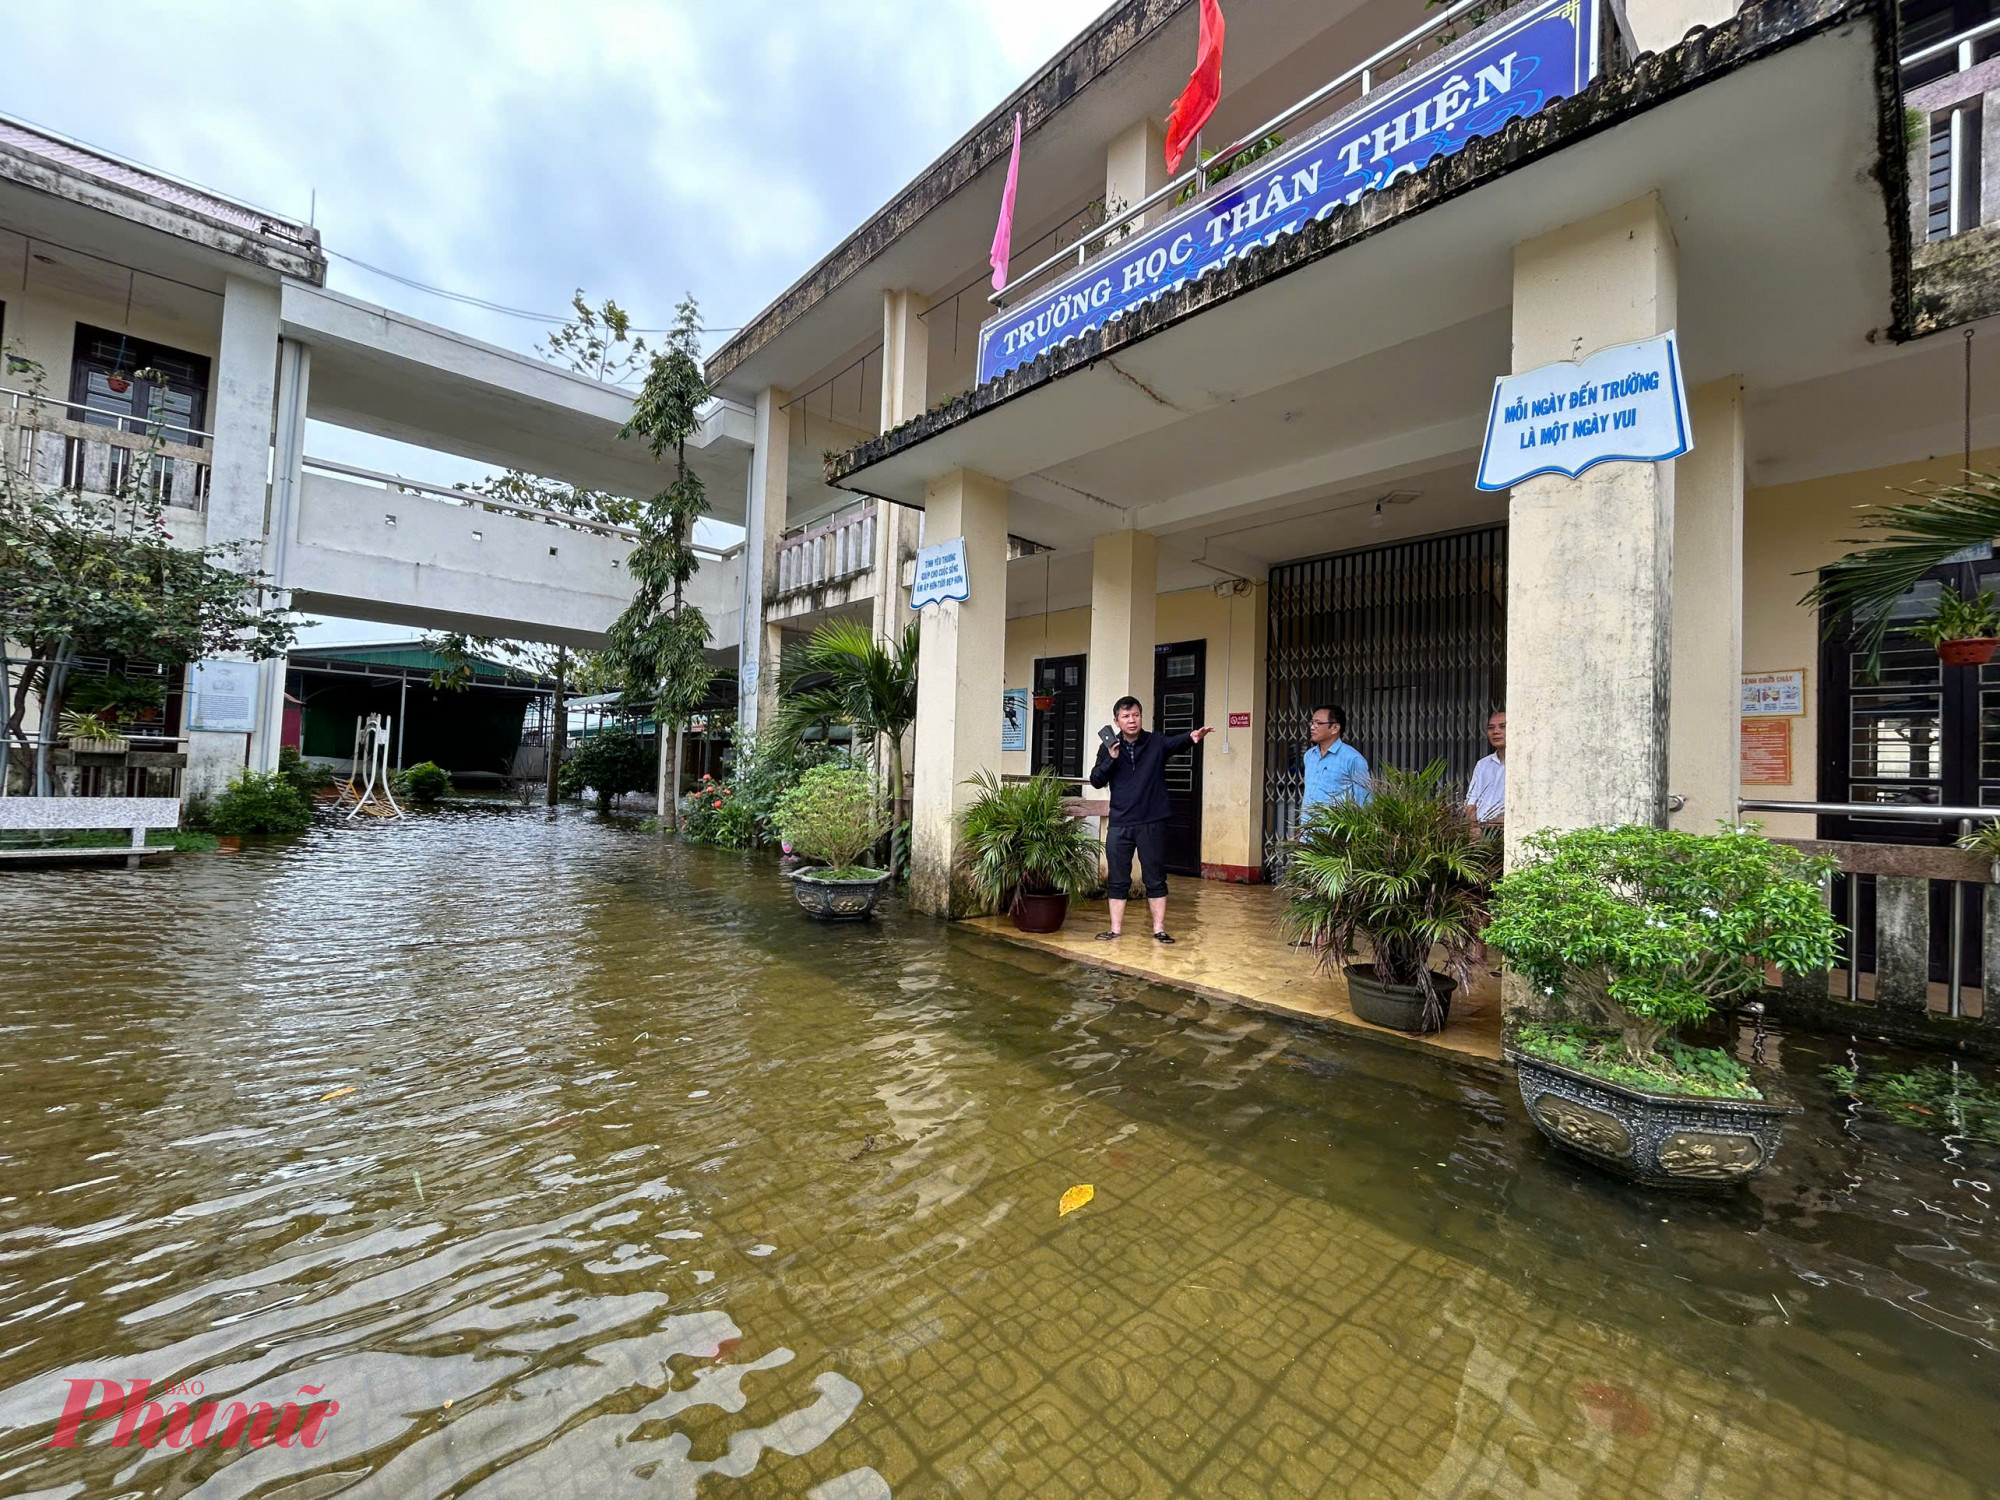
[
  {"xmin": 1003, "ymin": 581, "xmax": 1268, "ymax": 877},
  {"xmin": 1742, "ymin": 445, "xmax": 2000, "ymax": 837}
]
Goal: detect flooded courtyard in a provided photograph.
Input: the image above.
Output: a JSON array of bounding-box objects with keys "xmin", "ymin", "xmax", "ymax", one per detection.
[{"xmin": 0, "ymin": 808, "xmax": 1994, "ymax": 1498}]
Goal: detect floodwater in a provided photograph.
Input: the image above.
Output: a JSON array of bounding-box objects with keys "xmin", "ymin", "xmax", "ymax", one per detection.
[{"xmin": 0, "ymin": 809, "xmax": 1995, "ymax": 1500}]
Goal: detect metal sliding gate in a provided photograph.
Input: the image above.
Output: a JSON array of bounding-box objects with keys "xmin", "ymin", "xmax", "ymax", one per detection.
[{"xmin": 1263, "ymin": 526, "xmax": 1507, "ymax": 871}]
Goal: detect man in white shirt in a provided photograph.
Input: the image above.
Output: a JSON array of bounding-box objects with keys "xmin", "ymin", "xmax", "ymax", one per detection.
[{"xmin": 1466, "ymin": 710, "xmax": 1505, "ymax": 833}]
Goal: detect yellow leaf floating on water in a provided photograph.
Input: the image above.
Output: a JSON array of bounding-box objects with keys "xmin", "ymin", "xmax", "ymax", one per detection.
[
  {"xmin": 1058, "ymin": 1184, "xmax": 1094, "ymax": 1218},
  {"xmin": 320, "ymin": 1087, "xmax": 356, "ymax": 1102}
]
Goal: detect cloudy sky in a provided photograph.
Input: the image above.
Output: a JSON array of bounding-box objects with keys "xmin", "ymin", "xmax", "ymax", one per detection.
[{"xmin": 2, "ymin": 1, "xmax": 1100, "ymax": 639}]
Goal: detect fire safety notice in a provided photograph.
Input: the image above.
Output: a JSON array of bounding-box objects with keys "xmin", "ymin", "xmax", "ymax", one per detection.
[{"xmin": 1475, "ymin": 332, "xmax": 1692, "ymax": 491}]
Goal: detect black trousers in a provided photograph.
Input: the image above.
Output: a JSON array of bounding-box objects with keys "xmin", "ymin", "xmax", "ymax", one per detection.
[{"xmin": 1105, "ymin": 819, "xmax": 1169, "ymax": 901}]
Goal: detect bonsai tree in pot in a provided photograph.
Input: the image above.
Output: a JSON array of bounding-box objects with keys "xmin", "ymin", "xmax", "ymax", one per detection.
[
  {"xmin": 1485, "ymin": 824, "xmax": 1842, "ymax": 1186},
  {"xmin": 955, "ymin": 770, "xmax": 1101, "ymax": 932},
  {"xmin": 1911, "ymin": 581, "xmax": 2000, "ymax": 666},
  {"xmin": 1278, "ymin": 762, "xmax": 1497, "ymax": 1033},
  {"xmin": 773, "ymin": 762, "xmax": 892, "ymax": 921}
]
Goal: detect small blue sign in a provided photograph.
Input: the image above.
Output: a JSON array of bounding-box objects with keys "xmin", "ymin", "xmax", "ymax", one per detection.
[
  {"xmin": 909, "ymin": 537, "xmax": 971, "ymax": 609},
  {"xmin": 1475, "ymin": 332, "xmax": 1691, "ymax": 490},
  {"xmin": 1001, "ymin": 689, "xmax": 1029, "ymax": 751},
  {"xmin": 977, "ymin": 0, "xmax": 1596, "ymax": 386}
]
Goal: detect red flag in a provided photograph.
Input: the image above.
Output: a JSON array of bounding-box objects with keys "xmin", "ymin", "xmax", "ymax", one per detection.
[
  {"xmin": 990, "ymin": 112, "xmax": 1023, "ymax": 293},
  {"xmin": 1164, "ymin": 0, "xmax": 1225, "ymax": 176}
]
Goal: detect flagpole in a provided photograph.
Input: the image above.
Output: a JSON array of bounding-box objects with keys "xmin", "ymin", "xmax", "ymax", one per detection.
[{"xmin": 1193, "ymin": 131, "xmax": 1204, "ymax": 196}]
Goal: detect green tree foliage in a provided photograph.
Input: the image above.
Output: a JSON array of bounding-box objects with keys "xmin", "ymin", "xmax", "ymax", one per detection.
[
  {"xmin": 277, "ymin": 745, "xmax": 334, "ymax": 798},
  {"xmin": 776, "ymin": 619, "xmax": 919, "ymax": 873},
  {"xmin": 564, "ymin": 724, "xmax": 652, "ymax": 807},
  {"xmin": 395, "ymin": 761, "xmax": 453, "ymax": 804},
  {"xmin": 1486, "ymin": 825, "xmax": 1841, "ymax": 1065},
  {"xmin": 773, "ymin": 763, "xmax": 890, "ymax": 874},
  {"xmin": 1278, "ymin": 762, "xmax": 1498, "ymax": 1028},
  {"xmin": 606, "ymin": 297, "xmax": 714, "ymax": 825},
  {"xmin": 0, "ymin": 356, "xmax": 298, "ymax": 793},
  {"xmin": 208, "ymin": 770, "xmax": 314, "ymax": 836}
]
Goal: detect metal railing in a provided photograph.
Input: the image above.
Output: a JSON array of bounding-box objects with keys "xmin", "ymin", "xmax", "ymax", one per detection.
[
  {"xmin": 1902, "ymin": 20, "xmax": 2000, "ymax": 241},
  {"xmin": 991, "ymin": 0, "xmax": 1492, "ymax": 309},
  {"xmin": 1741, "ymin": 798, "xmax": 1999, "ymax": 1019}
]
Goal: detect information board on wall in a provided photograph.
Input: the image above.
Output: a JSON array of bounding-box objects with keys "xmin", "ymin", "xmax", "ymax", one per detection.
[
  {"xmin": 1002, "ymin": 689, "xmax": 1028, "ymax": 751},
  {"xmin": 1741, "ymin": 669, "xmax": 1807, "ymax": 718},
  {"xmin": 188, "ymin": 660, "xmax": 258, "ymax": 733},
  {"xmin": 909, "ymin": 539, "xmax": 970, "ymax": 609},
  {"xmin": 1740, "ymin": 718, "xmax": 1793, "ymax": 787}
]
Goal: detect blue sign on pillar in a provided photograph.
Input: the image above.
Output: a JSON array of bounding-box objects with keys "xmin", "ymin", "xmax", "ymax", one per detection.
[
  {"xmin": 977, "ymin": 0, "xmax": 1598, "ymax": 386},
  {"xmin": 910, "ymin": 538, "xmax": 971, "ymax": 609}
]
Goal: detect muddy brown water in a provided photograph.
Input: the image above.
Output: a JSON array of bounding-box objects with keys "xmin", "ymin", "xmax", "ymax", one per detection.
[{"xmin": 0, "ymin": 807, "xmax": 1994, "ymax": 1498}]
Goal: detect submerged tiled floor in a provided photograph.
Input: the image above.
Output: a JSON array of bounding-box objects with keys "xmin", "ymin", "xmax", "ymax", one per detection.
[{"xmin": 963, "ymin": 878, "xmax": 1504, "ymax": 1069}]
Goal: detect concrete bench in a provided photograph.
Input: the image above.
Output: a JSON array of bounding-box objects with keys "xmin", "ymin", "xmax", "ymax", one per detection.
[{"xmin": 0, "ymin": 796, "xmax": 184, "ymax": 869}]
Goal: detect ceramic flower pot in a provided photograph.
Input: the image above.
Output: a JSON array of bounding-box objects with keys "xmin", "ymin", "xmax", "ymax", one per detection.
[
  {"xmin": 1343, "ymin": 963, "xmax": 1454, "ymax": 1032},
  {"xmin": 1507, "ymin": 1047, "xmax": 1799, "ymax": 1189},
  {"xmin": 1937, "ymin": 637, "xmax": 1999, "ymax": 666},
  {"xmin": 789, "ymin": 868, "xmax": 890, "ymax": 922},
  {"xmin": 1011, "ymin": 890, "xmax": 1070, "ymax": 933}
]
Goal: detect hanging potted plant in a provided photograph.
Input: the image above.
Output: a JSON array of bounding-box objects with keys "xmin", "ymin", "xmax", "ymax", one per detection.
[
  {"xmin": 1486, "ymin": 825, "xmax": 1842, "ymax": 1188},
  {"xmin": 1278, "ymin": 762, "xmax": 1497, "ymax": 1033},
  {"xmin": 774, "ymin": 762, "xmax": 893, "ymax": 921},
  {"xmin": 955, "ymin": 770, "xmax": 1102, "ymax": 932},
  {"xmin": 105, "ymin": 371, "xmax": 132, "ymax": 395},
  {"xmin": 1912, "ymin": 581, "xmax": 2000, "ymax": 665}
]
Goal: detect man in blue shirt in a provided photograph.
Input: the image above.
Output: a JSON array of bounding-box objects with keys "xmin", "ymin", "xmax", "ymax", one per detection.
[{"xmin": 1299, "ymin": 703, "xmax": 1370, "ymax": 816}]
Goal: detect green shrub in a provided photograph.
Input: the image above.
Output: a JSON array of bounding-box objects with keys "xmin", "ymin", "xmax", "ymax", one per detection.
[
  {"xmin": 679, "ymin": 724, "xmax": 845, "ymax": 849},
  {"xmin": 394, "ymin": 760, "xmax": 453, "ymax": 804},
  {"xmin": 955, "ymin": 770, "xmax": 1101, "ymax": 911},
  {"xmin": 278, "ymin": 745, "xmax": 334, "ymax": 799},
  {"xmin": 1517, "ymin": 1021, "xmax": 1758, "ymax": 1100},
  {"xmin": 773, "ymin": 763, "xmax": 889, "ymax": 875},
  {"xmin": 66, "ymin": 674, "xmax": 165, "ymax": 721},
  {"xmin": 207, "ymin": 769, "xmax": 313, "ymax": 835},
  {"xmin": 1487, "ymin": 825, "xmax": 1841, "ymax": 1072},
  {"xmin": 566, "ymin": 725, "xmax": 652, "ymax": 807}
]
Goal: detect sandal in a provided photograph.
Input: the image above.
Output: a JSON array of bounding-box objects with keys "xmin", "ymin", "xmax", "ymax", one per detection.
[
  {"xmin": 1094, "ymin": 930, "xmax": 1121, "ymax": 941},
  {"xmin": 1153, "ymin": 931, "xmax": 1175, "ymax": 944}
]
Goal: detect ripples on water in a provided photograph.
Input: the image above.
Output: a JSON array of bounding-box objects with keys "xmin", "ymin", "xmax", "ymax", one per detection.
[{"xmin": 0, "ymin": 808, "xmax": 1993, "ymax": 1498}]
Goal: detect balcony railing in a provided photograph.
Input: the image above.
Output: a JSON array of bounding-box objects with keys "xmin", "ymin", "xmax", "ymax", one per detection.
[
  {"xmin": 1903, "ymin": 20, "xmax": 2000, "ymax": 242},
  {"xmin": 773, "ymin": 500, "xmax": 876, "ymax": 601},
  {"xmin": 1, "ymin": 386, "xmax": 212, "ymax": 512}
]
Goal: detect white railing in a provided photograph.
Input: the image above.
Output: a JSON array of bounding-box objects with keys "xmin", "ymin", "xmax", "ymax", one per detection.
[
  {"xmin": 774, "ymin": 501, "xmax": 877, "ymax": 599},
  {"xmin": 1903, "ymin": 21, "xmax": 2000, "ymax": 242},
  {"xmin": 1, "ymin": 386, "xmax": 212, "ymax": 512}
]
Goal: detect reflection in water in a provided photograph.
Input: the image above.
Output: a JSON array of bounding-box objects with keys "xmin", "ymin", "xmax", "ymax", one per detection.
[{"xmin": 0, "ymin": 807, "xmax": 1993, "ymax": 1497}]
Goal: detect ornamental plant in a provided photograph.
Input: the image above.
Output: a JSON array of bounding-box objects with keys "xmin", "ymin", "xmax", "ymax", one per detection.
[
  {"xmin": 1911, "ymin": 581, "xmax": 2000, "ymax": 647},
  {"xmin": 1486, "ymin": 825, "xmax": 1841, "ymax": 1074},
  {"xmin": 1278, "ymin": 762, "xmax": 1498, "ymax": 1026},
  {"xmin": 394, "ymin": 761, "xmax": 453, "ymax": 805},
  {"xmin": 772, "ymin": 763, "xmax": 889, "ymax": 876},
  {"xmin": 207, "ymin": 769, "xmax": 314, "ymax": 836},
  {"xmin": 954, "ymin": 770, "xmax": 1102, "ymax": 913}
]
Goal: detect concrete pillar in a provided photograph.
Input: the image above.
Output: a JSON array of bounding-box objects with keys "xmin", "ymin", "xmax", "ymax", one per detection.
[
  {"xmin": 910, "ymin": 469, "xmax": 1009, "ymax": 916},
  {"xmin": 187, "ymin": 275, "xmax": 281, "ymax": 795},
  {"xmin": 1505, "ymin": 194, "xmax": 1677, "ymax": 870},
  {"xmin": 1106, "ymin": 117, "xmax": 1169, "ymax": 235},
  {"xmin": 1088, "ymin": 530, "xmax": 1158, "ymax": 720},
  {"xmin": 873, "ymin": 291, "xmax": 928, "ymax": 646},
  {"xmin": 1669, "ymin": 378, "xmax": 1744, "ymax": 834},
  {"xmin": 737, "ymin": 385, "xmax": 788, "ymax": 737},
  {"xmin": 1613, "ymin": 0, "xmax": 1736, "ymax": 55},
  {"xmin": 251, "ymin": 338, "xmax": 309, "ymax": 773}
]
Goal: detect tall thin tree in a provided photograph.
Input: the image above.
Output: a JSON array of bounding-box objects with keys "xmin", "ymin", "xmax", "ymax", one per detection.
[{"xmin": 608, "ymin": 297, "xmax": 713, "ymax": 830}]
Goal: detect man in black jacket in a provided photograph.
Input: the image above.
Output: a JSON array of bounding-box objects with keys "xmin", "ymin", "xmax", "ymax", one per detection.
[{"xmin": 1088, "ymin": 694, "xmax": 1215, "ymax": 944}]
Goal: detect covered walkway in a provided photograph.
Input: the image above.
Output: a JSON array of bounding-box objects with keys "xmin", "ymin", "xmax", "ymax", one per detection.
[{"xmin": 962, "ymin": 879, "xmax": 1504, "ymax": 1070}]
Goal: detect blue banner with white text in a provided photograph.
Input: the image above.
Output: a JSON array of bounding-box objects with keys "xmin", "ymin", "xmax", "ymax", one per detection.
[{"xmin": 976, "ymin": 0, "xmax": 1597, "ymax": 386}]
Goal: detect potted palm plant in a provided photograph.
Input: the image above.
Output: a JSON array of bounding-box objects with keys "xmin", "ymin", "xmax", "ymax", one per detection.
[
  {"xmin": 773, "ymin": 762, "xmax": 893, "ymax": 921},
  {"xmin": 1912, "ymin": 581, "xmax": 2000, "ymax": 665},
  {"xmin": 59, "ymin": 709, "xmax": 128, "ymax": 754},
  {"xmin": 1278, "ymin": 762, "xmax": 1497, "ymax": 1033},
  {"xmin": 955, "ymin": 770, "xmax": 1102, "ymax": 932},
  {"xmin": 1486, "ymin": 825, "xmax": 1842, "ymax": 1188},
  {"xmin": 775, "ymin": 619, "xmax": 918, "ymax": 876}
]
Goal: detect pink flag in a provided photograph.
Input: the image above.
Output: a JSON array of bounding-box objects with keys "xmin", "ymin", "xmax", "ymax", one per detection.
[{"xmin": 989, "ymin": 112, "xmax": 1023, "ymax": 293}]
